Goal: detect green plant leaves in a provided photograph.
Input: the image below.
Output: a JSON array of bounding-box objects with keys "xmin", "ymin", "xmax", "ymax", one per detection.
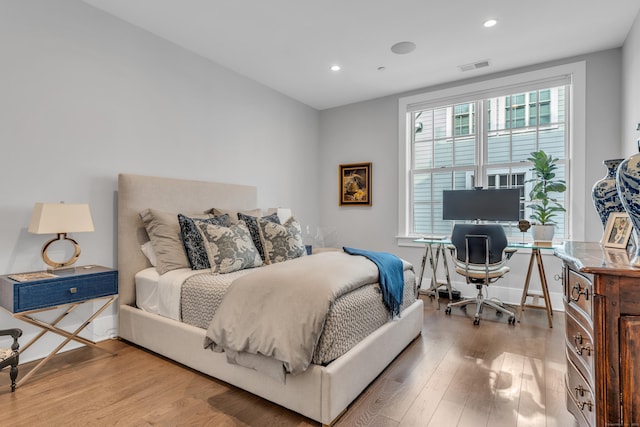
[{"xmin": 526, "ymin": 150, "xmax": 566, "ymax": 224}]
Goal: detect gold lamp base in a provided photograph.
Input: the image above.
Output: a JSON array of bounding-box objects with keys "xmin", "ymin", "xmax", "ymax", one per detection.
[{"xmin": 41, "ymin": 233, "xmax": 81, "ymax": 272}]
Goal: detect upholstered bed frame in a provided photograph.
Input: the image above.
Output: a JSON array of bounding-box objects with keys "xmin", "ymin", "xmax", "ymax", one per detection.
[{"xmin": 116, "ymin": 173, "xmax": 424, "ymax": 426}]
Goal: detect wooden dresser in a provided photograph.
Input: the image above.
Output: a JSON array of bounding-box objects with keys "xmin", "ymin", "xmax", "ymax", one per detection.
[{"xmin": 555, "ymin": 241, "xmax": 640, "ymax": 427}]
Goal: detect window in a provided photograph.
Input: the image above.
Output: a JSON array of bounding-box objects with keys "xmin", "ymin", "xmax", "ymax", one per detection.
[{"xmin": 397, "ymin": 65, "xmax": 584, "ymax": 244}]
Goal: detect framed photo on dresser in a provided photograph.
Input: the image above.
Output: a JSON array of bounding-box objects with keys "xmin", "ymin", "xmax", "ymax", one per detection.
[{"xmin": 603, "ymin": 212, "xmax": 633, "ymax": 248}]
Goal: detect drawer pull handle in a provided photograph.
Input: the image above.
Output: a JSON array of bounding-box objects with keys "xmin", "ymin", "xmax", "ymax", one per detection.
[
  {"xmin": 576, "ymin": 344, "xmax": 592, "ymax": 356},
  {"xmin": 573, "ymin": 333, "xmax": 583, "ymax": 346},
  {"xmin": 69, "ymin": 287, "xmax": 78, "ymax": 294},
  {"xmin": 573, "ymin": 333, "xmax": 592, "ymax": 356},
  {"xmin": 570, "ymin": 283, "xmax": 590, "ymax": 302},
  {"xmin": 578, "ymin": 400, "xmax": 593, "ymax": 412},
  {"xmin": 574, "ymin": 384, "xmax": 586, "ymax": 397}
]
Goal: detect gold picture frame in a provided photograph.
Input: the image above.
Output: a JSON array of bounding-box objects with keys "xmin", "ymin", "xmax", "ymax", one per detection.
[
  {"xmin": 603, "ymin": 212, "xmax": 633, "ymax": 248},
  {"xmin": 339, "ymin": 162, "xmax": 371, "ymax": 206}
]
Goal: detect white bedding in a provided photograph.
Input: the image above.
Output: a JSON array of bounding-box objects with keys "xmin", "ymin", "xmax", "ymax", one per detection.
[
  {"xmin": 134, "ymin": 267, "xmax": 201, "ymax": 320},
  {"xmin": 135, "ymin": 267, "xmax": 258, "ymax": 320}
]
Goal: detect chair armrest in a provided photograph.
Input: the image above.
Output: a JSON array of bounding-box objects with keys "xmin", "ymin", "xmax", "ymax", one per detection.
[
  {"xmin": 446, "ymin": 244, "xmax": 456, "ymax": 254},
  {"xmin": 0, "ymin": 329, "xmax": 22, "ymax": 340},
  {"xmin": 504, "ymin": 247, "xmax": 517, "ymax": 260},
  {"xmin": 0, "ymin": 329, "xmax": 22, "ymax": 352}
]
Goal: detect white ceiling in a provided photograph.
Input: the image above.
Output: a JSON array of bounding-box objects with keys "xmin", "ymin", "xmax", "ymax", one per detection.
[{"xmin": 82, "ymin": 0, "xmax": 640, "ymax": 110}]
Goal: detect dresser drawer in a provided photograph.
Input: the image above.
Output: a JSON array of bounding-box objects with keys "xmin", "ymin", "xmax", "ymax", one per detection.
[
  {"xmin": 565, "ymin": 309, "xmax": 594, "ymax": 385},
  {"xmin": 565, "ymin": 357, "xmax": 596, "ymax": 427},
  {"xmin": 0, "ymin": 267, "xmax": 118, "ymax": 313},
  {"xmin": 566, "ymin": 269, "xmax": 593, "ymax": 320}
]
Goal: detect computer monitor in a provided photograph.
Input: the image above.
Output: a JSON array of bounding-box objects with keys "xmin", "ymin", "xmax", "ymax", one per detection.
[{"xmin": 442, "ymin": 188, "xmax": 521, "ymax": 222}]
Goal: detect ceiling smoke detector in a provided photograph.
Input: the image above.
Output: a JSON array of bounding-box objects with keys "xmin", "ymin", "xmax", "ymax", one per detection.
[
  {"xmin": 458, "ymin": 60, "xmax": 490, "ymax": 72},
  {"xmin": 391, "ymin": 41, "xmax": 416, "ymax": 55}
]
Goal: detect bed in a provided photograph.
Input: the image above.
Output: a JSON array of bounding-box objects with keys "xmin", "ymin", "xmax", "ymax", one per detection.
[{"xmin": 116, "ymin": 173, "xmax": 424, "ymax": 426}]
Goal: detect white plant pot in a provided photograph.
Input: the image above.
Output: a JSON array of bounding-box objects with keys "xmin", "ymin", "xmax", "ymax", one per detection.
[{"xmin": 532, "ymin": 224, "xmax": 555, "ymax": 242}]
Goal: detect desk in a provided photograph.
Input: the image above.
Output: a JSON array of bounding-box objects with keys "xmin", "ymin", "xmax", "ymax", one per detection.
[
  {"xmin": 509, "ymin": 242, "xmax": 556, "ymax": 328},
  {"xmin": 415, "ymin": 238, "xmax": 555, "ymax": 326},
  {"xmin": 413, "ymin": 238, "xmax": 453, "ymax": 307}
]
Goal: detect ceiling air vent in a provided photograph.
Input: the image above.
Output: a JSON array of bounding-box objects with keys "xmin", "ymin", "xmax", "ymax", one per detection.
[{"xmin": 458, "ymin": 60, "xmax": 490, "ymax": 72}]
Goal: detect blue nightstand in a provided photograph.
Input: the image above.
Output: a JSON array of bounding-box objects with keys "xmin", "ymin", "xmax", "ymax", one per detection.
[{"xmin": 0, "ymin": 265, "xmax": 118, "ymax": 387}]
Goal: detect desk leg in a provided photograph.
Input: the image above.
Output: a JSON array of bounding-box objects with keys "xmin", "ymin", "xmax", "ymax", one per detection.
[
  {"xmin": 427, "ymin": 244, "xmax": 441, "ymax": 308},
  {"xmin": 535, "ymin": 249, "xmax": 554, "ymax": 327},
  {"xmin": 517, "ymin": 251, "xmax": 536, "ymax": 323},
  {"xmin": 441, "ymin": 245, "xmax": 453, "ymax": 300},
  {"xmin": 16, "ymin": 297, "xmax": 117, "ymax": 387},
  {"xmin": 416, "ymin": 244, "xmax": 429, "ymax": 295},
  {"xmin": 517, "ymin": 249, "xmax": 553, "ymax": 328}
]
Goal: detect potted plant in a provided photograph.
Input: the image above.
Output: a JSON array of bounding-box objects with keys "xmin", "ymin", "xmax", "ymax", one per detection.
[{"xmin": 527, "ymin": 150, "xmax": 567, "ymax": 242}]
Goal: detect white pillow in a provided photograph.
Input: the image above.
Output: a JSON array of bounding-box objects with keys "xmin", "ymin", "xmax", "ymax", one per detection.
[
  {"xmin": 267, "ymin": 207, "xmax": 293, "ymax": 224},
  {"xmin": 140, "ymin": 241, "xmax": 157, "ymax": 267}
]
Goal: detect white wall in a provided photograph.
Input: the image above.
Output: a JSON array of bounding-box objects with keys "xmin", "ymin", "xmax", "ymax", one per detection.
[
  {"xmin": 0, "ymin": 1, "xmax": 319, "ymax": 361},
  {"xmin": 623, "ymin": 9, "xmax": 640, "ymax": 154},
  {"xmin": 319, "ymin": 49, "xmax": 625, "ymax": 308}
]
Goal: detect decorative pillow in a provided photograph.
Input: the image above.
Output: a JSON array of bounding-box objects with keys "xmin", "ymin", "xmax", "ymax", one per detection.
[
  {"xmin": 140, "ymin": 209, "xmax": 209, "ymax": 274},
  {"xmin": 196, "ymin": 221, "xmax": 263, "ymax": 274},
  {"xmin": 209, "ymin": 208, "xmax": 262, "ymax": 224},
  {"xmin": 140, "ymin": 241, "xmax": 157, "ymax": 267},
  {"xmin": 178, "ymin": 213, "xmax": 230, "ymax": 270},
  {"xmin": 257, "ymin": 216, "xmax": 307, "ymax": 265},
  {"xmin": 237, "ymin": 212, "xmax": 280, "ymax": 260},
  {"xmin": 270, "ymin": 207, "xmax": 293, "ymax": 224}
]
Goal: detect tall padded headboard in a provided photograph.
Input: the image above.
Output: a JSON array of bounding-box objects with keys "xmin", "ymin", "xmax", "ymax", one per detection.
[{"xmin": 117, "ymin": 173, "xmax": 257, "ymax": 306}]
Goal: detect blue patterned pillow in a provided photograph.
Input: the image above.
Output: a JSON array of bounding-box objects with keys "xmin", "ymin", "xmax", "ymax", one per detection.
[
  {"xmin": 237, "ymin": 212, "xmax": 280, "ymax": 260},
  {"xmin": 178, "ymin": 213, "xmax": 230, "ymax": 270}
]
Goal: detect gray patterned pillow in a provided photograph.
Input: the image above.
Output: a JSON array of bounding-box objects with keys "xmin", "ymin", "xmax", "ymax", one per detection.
[
  {"xmin": 257, "ymin": 216, "xmax": 307, "ymax": 264},
  {"xmin": 196, "ymin": 221, "xmax": 263, "ymax": 274},
  {"xmin": 178, "ymin": 213, "xmax": 230, "ymax": 270},
  {"xmin": 237, "ymin": 212, "xmax": 280, "ymax": 261}
]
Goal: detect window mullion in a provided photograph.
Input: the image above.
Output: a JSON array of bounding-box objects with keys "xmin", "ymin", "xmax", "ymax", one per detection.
[{"xmin": 477, "ymin": 100, "xmax": 486, "ymax": 188}]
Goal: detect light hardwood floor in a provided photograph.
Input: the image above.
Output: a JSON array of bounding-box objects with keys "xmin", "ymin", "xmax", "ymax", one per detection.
[{"xmin": 0, "ymin": 296, "xmax": 577, "ymax": 426}]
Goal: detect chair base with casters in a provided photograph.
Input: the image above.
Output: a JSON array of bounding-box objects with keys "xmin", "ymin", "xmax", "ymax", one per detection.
[
  {"xmin": 445, "ymin": 223, "xmax": 517, "ymax": 326},
  {"xmin": 444, "ymin": 283, "xmax": 516, "ymax": 325},
  {"xmin": 0, "ymin": 328, "xmax": 22, "ymax": 392}
]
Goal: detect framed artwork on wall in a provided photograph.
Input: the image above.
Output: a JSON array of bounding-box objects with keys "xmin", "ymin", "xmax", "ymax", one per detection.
[
  {"xmin": 339, "ymin": 162, "xmax": 371, "ymax": 206},
  {"xmin": 603, "ymin": 212, "xmax": 633, "ymax": 248}
]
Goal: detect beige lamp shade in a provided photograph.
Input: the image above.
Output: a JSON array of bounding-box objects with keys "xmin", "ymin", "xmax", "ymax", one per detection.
[
  {"xmin": 28, "ymin": 203, "xmax": 94, "ymax": 270},
  {"xmin": 28, "ymin": 203, "xmax": 94, "ymax": 234}
]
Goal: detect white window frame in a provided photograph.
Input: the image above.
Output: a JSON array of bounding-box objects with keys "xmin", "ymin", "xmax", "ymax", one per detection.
[{"xmin": 397, "ymin": 62, "xmax": 586, "ymax": 247}]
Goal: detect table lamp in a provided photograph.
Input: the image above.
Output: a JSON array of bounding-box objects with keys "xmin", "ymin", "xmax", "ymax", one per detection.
[{"xmin": 28, "ymin": 203, "xmax": 94, "ymax": 271}]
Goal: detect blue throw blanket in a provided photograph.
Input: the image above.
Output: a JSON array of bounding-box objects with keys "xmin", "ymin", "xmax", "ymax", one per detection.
[{"xmin": 343, "ymin": 246, "xmax": 404, "ymax": 317}]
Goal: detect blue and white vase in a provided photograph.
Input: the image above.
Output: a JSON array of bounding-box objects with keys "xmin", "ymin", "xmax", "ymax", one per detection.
[
  {"xmin": 592, "ymin": 158, "xmax": 624, "ymax": 229},
  {"xmin": 616, "ymin": 151, "xmax": 640, "ymax": 266}
]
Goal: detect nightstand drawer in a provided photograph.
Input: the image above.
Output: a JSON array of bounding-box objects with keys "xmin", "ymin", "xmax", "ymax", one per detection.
[{"xmin": 0, "ymin": 266, "xmax": 117, "ymax": 313}]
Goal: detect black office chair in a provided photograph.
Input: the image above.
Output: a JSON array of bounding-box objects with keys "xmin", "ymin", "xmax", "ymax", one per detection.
[
  {"xmin": 0, "ymin": 328, "xmax": 22, "ymax": 392},
  {"xmin": 445, "ymin": 224, "xmax": 517, "ymax": 325}
]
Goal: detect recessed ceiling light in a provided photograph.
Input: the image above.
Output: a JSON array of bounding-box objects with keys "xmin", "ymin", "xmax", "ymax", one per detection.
[
  {"xmin": 483, "ymin": 19, "xmax": 498, "ymax": 28},
  {"xmin": 330, "ymin": 65, "xmax": 341, "ymax": 71},
  {"xmin": 391, "ymin": 41, "xmax": 416, "ymax": 55}
]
